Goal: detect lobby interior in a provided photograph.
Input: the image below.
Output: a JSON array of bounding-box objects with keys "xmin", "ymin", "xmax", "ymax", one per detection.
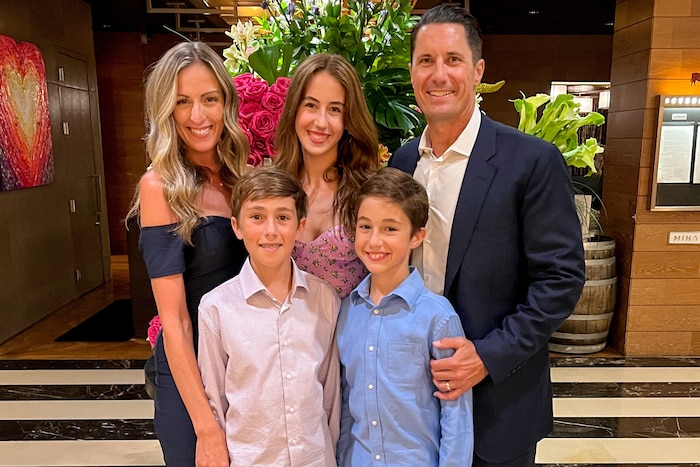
[{"xmin": 1, "ymin": 0, "xmax": 700, "ymax": 465}]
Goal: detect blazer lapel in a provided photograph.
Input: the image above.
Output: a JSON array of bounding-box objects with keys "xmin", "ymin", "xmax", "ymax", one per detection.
[{"xmin": 444, "ymin": 115, "xmax": 498, "ymax": 294}]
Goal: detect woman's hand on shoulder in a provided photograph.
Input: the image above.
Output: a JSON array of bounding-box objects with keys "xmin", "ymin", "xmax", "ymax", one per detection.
[{"xmin": 139, "ymin": 170, "xmax": 177, "ymax": 227}]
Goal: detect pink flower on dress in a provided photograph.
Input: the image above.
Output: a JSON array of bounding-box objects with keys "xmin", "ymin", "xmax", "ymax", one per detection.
[{"xmin": 147, "ymin": 315, "xmax": 161, "ymax": 348}]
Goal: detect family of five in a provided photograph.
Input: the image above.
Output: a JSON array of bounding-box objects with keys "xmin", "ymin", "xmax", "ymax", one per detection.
[{"xmin": 129, "ymin": 5, "xmax": 585, "ymax": 467}]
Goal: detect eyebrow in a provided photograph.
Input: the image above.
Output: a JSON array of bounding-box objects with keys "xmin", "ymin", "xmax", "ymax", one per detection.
[{"xmin": 302, "ymin": 95, "xmax": 345, "ymax": 106}]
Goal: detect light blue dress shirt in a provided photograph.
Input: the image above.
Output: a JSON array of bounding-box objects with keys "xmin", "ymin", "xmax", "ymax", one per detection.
[{"xmin": 337, "ymin": 267, "xmax": 474, "ymax": 466}]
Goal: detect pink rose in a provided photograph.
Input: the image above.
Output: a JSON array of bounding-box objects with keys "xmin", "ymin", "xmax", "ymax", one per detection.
[
  {"xmin": 238, "ymin": 101, "xmax": 262, "ymax": 125},
  {"xmin": 147, "ymin": 315, "xmax": 161, "ymax": 348},
  {"xmin": 233, "ymin": 73, "xmax": 256, "ymax": 89},
  {"xmin": 270, "ymin": 76, "xmax": 291, "ymax": 96},
  {"xmin": 249, "ymin": 110, "xmax": 276, "ymax": 139},
  {"xmin": 240, "ymin": 79, "xmax": 268, "ymax": 102},
  {"xmin": 262, "ymin": 91, "xmax": 285, "ymax": 113}
]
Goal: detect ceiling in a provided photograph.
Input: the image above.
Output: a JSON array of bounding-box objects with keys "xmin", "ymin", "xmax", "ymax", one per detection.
[{"xmin": 85, "ymin": 0, "xmax": 616, "ymax": 46}]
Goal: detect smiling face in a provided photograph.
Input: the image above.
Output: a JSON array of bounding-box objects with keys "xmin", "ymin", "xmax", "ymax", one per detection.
[
  {"xmin": 232, "ymin": 196, "xmax": 306, "ymax": 276},
  {"xmin": 410, "ymin": 23, "xmax": 485, "ymax": 127},
  {"xmin": 173, "ymin": 61, "xmax": 225, "ymax": 161},
  {"xmin": 354, "ymin": 196, "xmax": 426, "ymax": 289},
  {"xmin": 294, "ymin": 71, "xmax": 346, "ymax": 161}
]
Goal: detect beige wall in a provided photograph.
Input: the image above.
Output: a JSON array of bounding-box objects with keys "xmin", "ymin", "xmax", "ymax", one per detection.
[
  {"xmin": 605, "ymin": 0, "xmax": 700, "ymax": 355},
  {"xmin": 0, "ymin": 0, "xmax": 110, "ymax": 343}
]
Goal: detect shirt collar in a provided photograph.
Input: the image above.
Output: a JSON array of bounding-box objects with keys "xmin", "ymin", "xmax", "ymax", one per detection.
[
  {"xmin": 350, "ymin": 266, "xmax": 423, "ymax": 309},
  {"xmin": 418, "ymin": 103, "xmax": 482, "ymax": 159},
  {"xmin": 239, "ymin": 257, "xmax": 310, "ymax": 301}
]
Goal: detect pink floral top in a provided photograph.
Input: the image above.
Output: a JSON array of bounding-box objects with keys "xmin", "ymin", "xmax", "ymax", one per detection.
[{"xmin": 292, "ymin": 225, "xmax": 368, "ymax": 299}]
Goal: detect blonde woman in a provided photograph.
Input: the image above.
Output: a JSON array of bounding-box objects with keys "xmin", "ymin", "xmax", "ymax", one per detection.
[
  {"xmin": 127, "ymin": 41, "xmax": 248, "ymax": 466},
  {"xmin": 275, "ymin": 53, "xmax": 380, "ymax": 298}
]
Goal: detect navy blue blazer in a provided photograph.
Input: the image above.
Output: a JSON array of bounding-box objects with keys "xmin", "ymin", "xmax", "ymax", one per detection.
[{"xmin": 390, "ymin": 114, "xmax": 585, "ymax": 462}]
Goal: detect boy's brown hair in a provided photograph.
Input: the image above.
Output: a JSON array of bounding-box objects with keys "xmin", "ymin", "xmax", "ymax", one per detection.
[
  {"xmin": 356, "ymin": 167, "xmax": 429, "ymax": 235},
  {"xmin": 231, "ymin": 166, "xmax": 308, "ymax": 221}
]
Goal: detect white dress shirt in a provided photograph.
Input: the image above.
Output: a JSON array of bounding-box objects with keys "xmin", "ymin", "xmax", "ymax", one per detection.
[
  {"xmin": 413, "ymin": 104, "xmax": 482, "ymax": 295},
  {"xmin": 198, "ymin": 258, "xmax": 341, "ymax": 467}
]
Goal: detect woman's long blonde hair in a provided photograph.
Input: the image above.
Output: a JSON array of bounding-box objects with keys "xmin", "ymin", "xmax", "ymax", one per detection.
[
  {"xmin": 274, "ymin": 53, "xmax": 379, "ymax": 233},
  {"xmin": 126, "ymin": 41, "xmax": 249, "ymax": 244}
]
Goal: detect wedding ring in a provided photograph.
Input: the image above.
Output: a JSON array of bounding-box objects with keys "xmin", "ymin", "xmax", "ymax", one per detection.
[{"xmin": 445, "ymin": 381, "xmax": 452, "ymax": 392}]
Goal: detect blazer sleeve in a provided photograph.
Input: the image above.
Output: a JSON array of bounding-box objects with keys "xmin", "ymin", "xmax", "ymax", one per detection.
[{"xmin": 473, "ymin": 140, "xmax": 586, "ymax": 383}]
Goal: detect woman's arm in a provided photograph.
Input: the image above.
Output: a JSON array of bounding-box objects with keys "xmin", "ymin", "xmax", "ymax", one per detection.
[{"xmin": 139, "ymin": 172, "xmax": 228, "ymax": 467}]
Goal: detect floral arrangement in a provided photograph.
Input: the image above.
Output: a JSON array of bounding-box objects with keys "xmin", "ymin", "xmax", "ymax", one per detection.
[
  {"xmin": 233, "ymin": 73, "xmax": 291, "ymax": 165},
  {"xmin": 222, "ymin": 0, "xmax": 422, "ymax": 151},
  {"xmin": 147, "ymin": 315, "xmax": 161, "ymax": 348}
]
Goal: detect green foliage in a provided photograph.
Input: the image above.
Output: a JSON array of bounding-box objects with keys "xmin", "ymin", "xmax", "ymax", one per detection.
[
  {"xmin": 511, "ymin": 93, "xmax": 605, "ymax": 176},
  {"xmin": 223, "ymin": 0, "xmax": 424, "ymax": 150}
]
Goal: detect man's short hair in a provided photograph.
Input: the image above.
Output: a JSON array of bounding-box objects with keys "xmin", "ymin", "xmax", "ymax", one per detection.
[{"xmin": 411, "ymin": 5, "xmax": 483, "ymax": 64}]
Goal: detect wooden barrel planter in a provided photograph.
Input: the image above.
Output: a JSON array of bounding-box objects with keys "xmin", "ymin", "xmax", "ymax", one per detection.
[{"xmin": 549, "ymin": 235, "xmax": 617, "ymax": 354}]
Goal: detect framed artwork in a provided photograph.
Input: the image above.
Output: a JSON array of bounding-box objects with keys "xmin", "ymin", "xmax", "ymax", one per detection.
[{"xmin": 0, "ymin": 34, "xmax": 53, "ymax": 191}]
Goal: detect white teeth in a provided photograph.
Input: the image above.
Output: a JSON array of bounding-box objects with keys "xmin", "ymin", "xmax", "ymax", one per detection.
[
  {"xmin": 367, "ymin": 253, "xmax": 386, "ymax": 260},
  {"xmin": 429, "ymin": 91, "xmax": 452, "ymax": 97},
  {"xmin": 191, "ymin": 127, "xmax": 211, "ymax": 135}
]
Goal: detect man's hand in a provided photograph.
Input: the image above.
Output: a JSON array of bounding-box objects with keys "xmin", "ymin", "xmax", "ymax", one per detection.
[
  {"xmin": 195, "ymin": 426, "xmax": 229, "ymax": 467},
  {"xmin": 431, "ymin": 337, "xmax": 488, "ymax": 401}
]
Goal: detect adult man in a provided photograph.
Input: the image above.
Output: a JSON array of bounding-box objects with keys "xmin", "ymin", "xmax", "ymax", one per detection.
[{"xmin": 389, "ymin": 5, "xmax": 586, "ymax": 466}]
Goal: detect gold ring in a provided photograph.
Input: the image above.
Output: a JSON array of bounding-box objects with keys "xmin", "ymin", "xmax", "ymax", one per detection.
[{"xmin": 445, "ymin": 381, "xmax": 452, "ymax": 392}]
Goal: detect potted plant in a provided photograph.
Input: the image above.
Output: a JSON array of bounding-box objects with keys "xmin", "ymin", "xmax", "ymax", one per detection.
[{"xmin": 511, "ymin": 92, "xmax": 606, "ymax": 238}]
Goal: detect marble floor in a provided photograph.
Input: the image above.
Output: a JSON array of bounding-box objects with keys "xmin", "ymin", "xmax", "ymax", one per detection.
[{"xmin": 0, "ymin": 256, "xmax": 699, "ymax": 466}]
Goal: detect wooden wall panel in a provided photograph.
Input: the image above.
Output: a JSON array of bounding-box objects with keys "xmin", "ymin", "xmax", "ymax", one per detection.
[
  {"xmin": 634, "ymin": 223, "xmax": 700, "ymax": 250},
  {"xmin": 629, "ymin": 278, "xmax": 700, "ymax": 305},
  {"xmin": 628, "ymin": 305, "xmax": 700, "ymax": 331},
  {"xmin": 610, "ymin": 50, "xmax": 651, "ymax": 84},
  {"xmin": 631, "ymin": 251, "xmax": 700, "ymax": 278},
  {"xmin": 611, "ymin": 18, "xmax": 652, "ymax": 58},
  {"xmin": 614, "ymin": 0, "xmax": 654, "ymax": 31},
  {"xmin": 654, "ymin": 0, "xmax": 693, "ymax": 16},
  {"xmin": 624, "ymin": 331, "xmax": 698, "ymax": 355}
]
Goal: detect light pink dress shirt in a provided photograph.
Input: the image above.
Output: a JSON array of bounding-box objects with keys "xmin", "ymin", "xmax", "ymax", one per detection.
[{"xmin": 198, "ymin": 258, "xmax": 341, "ymax": 467}]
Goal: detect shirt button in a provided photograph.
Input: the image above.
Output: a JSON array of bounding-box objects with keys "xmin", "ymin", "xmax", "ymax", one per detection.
[
  {"xmin": 372, "ymin": 420, "xmax": 378, "ymax": 426},
  {"xmin": 368, "ymin": 346, "xmax": 375, "ymax": 352},
  {"xmin": 375, "ymin": 454, "xmax": 381, "ymax": 460},
  {"xmin": 291, "ymin": 438, "xmax": 298, "ymax": 445},
  {"xmin": 286, "ymin": 373, "xmax": 292, "ymax": 380},
  {"xmin": 425, "ymin": 275, "xmax": 431, "ymax": 283},
  {"xmin": 368, "ymin": 384, "xmax": 374, "ymax": 390},
  {"xmin": 373, "ymin": 309, "xmax": 379, "ymax": 315},
  {"xmin": 289, "ymin": 406, "xmax": 295, "ymax": 413},
  {"xmin": 283, "ymin": 340, "xmax": 288, "ymax": 346}
]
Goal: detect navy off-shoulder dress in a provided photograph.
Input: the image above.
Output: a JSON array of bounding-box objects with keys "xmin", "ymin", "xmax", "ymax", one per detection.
[{"xmin": 140, "ymin": 216, "xmax": 246, "ymax": 466}]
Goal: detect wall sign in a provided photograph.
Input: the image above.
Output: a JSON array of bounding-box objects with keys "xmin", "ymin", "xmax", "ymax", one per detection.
[
  {"xmin": 650, "ymin": 95, "xmax": 700, "ymax": 210},
  {"xmin": 0, "ymin": 34, "xmax": 53, "ymax": 191}
]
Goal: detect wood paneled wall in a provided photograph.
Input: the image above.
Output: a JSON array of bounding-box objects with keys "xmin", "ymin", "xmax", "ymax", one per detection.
[{"xmin": 604, "ymin": 0, "xmax": 700, "ymax": 355}]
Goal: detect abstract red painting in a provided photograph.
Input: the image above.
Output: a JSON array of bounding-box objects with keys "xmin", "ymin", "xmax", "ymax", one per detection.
[{"xmin": 0, "ymin": 34, "xmax": 53, "ymax": 191}]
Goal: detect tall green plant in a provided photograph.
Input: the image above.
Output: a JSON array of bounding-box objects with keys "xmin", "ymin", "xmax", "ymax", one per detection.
[
  {"xmin": 511, "ymin": 93, "xmax": 605, "ymax": 176},
  {"xmin": 223, "ymin": 0, "xmax": 424, "ymax": 150}
]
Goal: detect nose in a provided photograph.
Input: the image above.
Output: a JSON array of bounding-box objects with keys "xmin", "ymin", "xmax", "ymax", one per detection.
[
  {"xmin": 432, "ymin": 59, "xmax": 448, "ymax": 82},
  {"xmin": 314, "ymin": 110, "xmax": 328, "ymax": 128},
  {"xmin": 190, "ymin": 101, "xmax": 206, "ymax": 123},
  {"xmin": 263, "ymin": 218, "xmax": 278, "ymax": 236},
  {"xmin": 368, "ymin": 228, "xmax": 382, "ymax": 248}
]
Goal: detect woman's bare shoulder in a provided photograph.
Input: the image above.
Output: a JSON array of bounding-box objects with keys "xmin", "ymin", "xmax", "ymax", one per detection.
[{"xmin": 138, "ymin": 170, "xmax": 177, "ymax": 226}]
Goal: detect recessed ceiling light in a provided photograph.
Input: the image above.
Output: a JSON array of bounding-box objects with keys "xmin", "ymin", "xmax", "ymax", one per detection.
[{"xmin": 528, "ymin": 10, "xmax": 540, "ymax": 15}]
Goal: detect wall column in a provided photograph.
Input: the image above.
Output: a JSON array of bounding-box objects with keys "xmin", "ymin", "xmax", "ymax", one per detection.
[{"xmin": 605, "ymin": 0, "xmax": 700, "ymax": 355}]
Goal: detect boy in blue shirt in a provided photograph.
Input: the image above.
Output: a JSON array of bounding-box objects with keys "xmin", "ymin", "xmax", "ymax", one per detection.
[{"xmin": 337, "ymin": 167, "xmax": 473, "ymax": 466}]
